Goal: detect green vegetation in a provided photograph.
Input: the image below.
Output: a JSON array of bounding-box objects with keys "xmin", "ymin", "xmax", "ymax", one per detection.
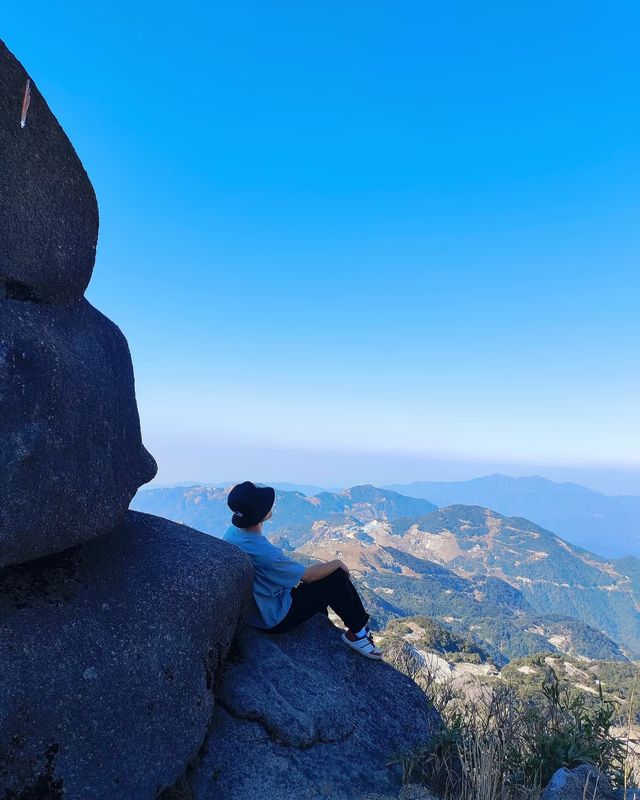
[
  {"xmin": 390, "ymin": 506, "xmax": 640, "ymax": 658},
  {"xmin": 134, "ymin": 485, "xmax": 640, "ymax": 658},
  {"xmin": 616, "ymin": 556, "xmax": 640, "ymax": 600},
  {"xmin": 596, "ymin": 661, "xmax": 640, "ymax": 725},
  {"xmin": 361, "ymin": 565, "xmax": 625, "ymax": 663},
  {"xmin": 385, "ymin": 616, "xmax": 492, "ymax": 664},
  {"xmin": 385, "ymin": 638, "xmax": 639, "ymax": 799},
  {"xmin": 501, "ymin": 654, "xmax": 640, "ymax": 728}
]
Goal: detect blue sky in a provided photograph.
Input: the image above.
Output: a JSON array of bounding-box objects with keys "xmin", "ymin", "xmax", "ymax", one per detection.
[{"xmin": 4, "ymin": 3, "xmax": 640, "ymax": 492}]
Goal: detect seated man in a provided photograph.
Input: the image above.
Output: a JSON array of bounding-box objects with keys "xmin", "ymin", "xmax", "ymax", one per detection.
[{"xmin": 223, "ymin": 481, "xmax": 383, "ymax": 660}]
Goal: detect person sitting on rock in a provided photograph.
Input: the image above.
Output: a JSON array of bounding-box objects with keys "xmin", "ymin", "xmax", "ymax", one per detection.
[{"xmin": 223, "ymin": 481, "xmax": 383, "ymax": 660}]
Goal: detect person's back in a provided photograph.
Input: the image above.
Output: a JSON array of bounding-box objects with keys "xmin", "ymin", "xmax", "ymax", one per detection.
[
  {"xmin": 222, "ymin": 523, "xmax": 304, "ymax": 629},
  {"xmin": 223, "ymin": 481, "xmax": 383, "ymax": 660}
]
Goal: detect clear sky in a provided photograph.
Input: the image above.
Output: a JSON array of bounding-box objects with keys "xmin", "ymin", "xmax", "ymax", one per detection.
[{"xmin": 4, "ymin": 3, "xmax": 640, "ymax": 492}]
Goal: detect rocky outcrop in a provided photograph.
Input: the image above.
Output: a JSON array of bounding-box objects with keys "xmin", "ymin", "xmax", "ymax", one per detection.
[
  {"xmin": 0, "ymin": 511, "xmax": 253, "ymax": 798},
  {"xmin": 190, "ymin": 615, "xmax": 441, "ymax": 800},
  {"xmin": 0, "ymin": 35, "xmax": 154, "ymax": 569},
  {"xmin": 0, "ymin": 40, "xmax": 98, "ymax": 303},
  {"xmin": 539, "ymin": 766, "xmax": 640, "ymax": 800},
  {"xmin": 0, "ymin": 39, "xmax": 257, "ymax": 799},
  {"xmin": 0, "ymin": 299, "xmax": 156, "ymax": 567},
  {"xmin": 541, "ymin": 765, "xmax": 615, "ymax": 800}
]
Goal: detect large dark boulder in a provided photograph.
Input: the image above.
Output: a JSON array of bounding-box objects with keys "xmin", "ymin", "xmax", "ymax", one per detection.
[
  {"xmin": 0, "ymin": 511, "xmax": 254, "ymax": 799},
  {"xmin": 191, "ymin": 615, "xmax": 441, "ymax": 800},
  {"xmin": 0, "ymin": 39, "xmax": 98, "ymax": 303},
  {"xmin": 0, "ymin": 299, "xmax": 157, "ymax": 567}
]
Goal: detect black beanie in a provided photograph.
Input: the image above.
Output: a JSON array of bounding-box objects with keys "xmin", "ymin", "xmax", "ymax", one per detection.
[{"xmin": 227, "ymin": 481, "xmax": 276, "ymax": 528}]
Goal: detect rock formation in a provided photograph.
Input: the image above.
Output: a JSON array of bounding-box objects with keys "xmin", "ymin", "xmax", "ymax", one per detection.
[
  {"xmin": 541, "ymin": 766, "xmax": 640, "ymax": 800},
  {"xmin": 541, "ymin": 765, "xmax": 615, "ymax": 800},
  {"xmin": 190, "ymin": 615, "xmax": 441, "ymax": 800},
  {"xmin": 0, "ymin": 39, "xmax": 254, "ymax": 797},
  {"xmin": 1, "ymin": 38, "xmax": 440, "ymax": 800},
  {"xmin": 0, "ymin": 40, "xmax": 98, "ymax": 303},
  {"xmin": 0, "ymin": 300, "xmax": 157, "ymax": 566},
  {"xmin": 1, "ymin": 512, "xmax": 252, "ymax": 798}
]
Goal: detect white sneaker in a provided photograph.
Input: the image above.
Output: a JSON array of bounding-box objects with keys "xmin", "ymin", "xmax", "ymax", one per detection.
[{"xmin": 341, "ymin": 628, "xmax": 383, "ymax": 660}]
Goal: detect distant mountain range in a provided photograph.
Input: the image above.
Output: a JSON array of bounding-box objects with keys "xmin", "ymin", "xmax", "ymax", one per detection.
[
  {"xmin": 385, "ymin": 474, "xmax": 640, "ymax": 558},
  {"xmin": 132, "ymin": 482, "xmax": 640, "ymax": 663},
  {"xmin": 131, "ymin": 484, "xmax": 437, "ymax": 543}
]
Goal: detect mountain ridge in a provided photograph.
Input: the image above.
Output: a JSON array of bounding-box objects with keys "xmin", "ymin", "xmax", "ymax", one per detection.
[
  {"xmin": 384, "ymin": 473, "xmax": 640, "ymax": 558},
  {"xmin": 293, "ymin": 505, "xmax": 639, "ymax": 659}
]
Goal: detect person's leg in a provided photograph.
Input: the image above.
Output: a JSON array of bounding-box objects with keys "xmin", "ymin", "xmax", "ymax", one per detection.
[
  {"xmin": 267, "ymin": 581, "xmax": 329, "ymax": 634},
  {"xmin": 268, "ymin": 568, "xmax": 369, "ymax": 634},
  {"xmin": 319, "ymin": 568, "xmax": 369, "ymax": 632}
]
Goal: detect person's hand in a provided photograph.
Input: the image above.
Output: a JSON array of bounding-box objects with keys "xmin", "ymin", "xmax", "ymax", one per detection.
[{"xmin": 335, "ymin": 559, "xmax": 350, "ymax": 575}]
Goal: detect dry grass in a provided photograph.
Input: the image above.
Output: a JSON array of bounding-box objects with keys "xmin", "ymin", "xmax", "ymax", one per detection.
[{"xmin": 385, "ymin": 636, "xmax": 640, "ymax": 800}]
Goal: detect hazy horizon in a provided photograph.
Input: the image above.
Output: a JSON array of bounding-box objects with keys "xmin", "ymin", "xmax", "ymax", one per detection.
[{"xmin": 141, "ymin": 438, "xmax": 640, "ymax": 497}]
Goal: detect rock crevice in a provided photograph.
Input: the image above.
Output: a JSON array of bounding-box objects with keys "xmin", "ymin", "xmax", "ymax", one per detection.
[{"xmin": 216, "ymin": 695, "xmax": 358, "ymax": 750}]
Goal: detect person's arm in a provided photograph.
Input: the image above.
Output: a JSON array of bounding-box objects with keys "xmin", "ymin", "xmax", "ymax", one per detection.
[
  {"xmin": 261, "ymin": 545, "xmax": 306, "ymax": 588},
  {"xmin": 301, "ymin": 559, "xmax": 349, "ymax": 583}
]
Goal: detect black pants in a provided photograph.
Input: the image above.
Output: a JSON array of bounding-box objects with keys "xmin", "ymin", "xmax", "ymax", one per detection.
[{"xmin": 267, "ymin": 568, "xmax": 369, "ymax": 634}]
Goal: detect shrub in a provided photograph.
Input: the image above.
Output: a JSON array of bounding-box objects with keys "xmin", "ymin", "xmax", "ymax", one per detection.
[{"xmin": 385, "ymin": 639, "xmax": 636, "ymax": 799}]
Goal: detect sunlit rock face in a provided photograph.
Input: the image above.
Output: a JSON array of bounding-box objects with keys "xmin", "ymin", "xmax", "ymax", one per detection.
[
  {"xmin": 0, "ymin": 299, "xmax": 157, "ymax": 567},
  {"xmin": 0, "ymin": 39, "xmax": 98, "ymax": 303}
]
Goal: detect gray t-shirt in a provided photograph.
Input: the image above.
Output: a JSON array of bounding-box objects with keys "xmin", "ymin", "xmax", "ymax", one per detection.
[{"xmin": 223, "ymin": 525, "xmax": 306, "ymax": 629}]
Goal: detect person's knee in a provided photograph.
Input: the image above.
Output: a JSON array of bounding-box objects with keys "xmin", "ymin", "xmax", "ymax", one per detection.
[
  {"xmin": 326, "ymin": 567, "xmax": 350, "ymax": 582},
  {"xmin": 323, "ymin": 568, "xmax": 354, "ymax": 593}
]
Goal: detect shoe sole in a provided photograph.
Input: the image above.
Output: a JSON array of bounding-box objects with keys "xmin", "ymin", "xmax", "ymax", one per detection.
[{"xmin": 340, "ymin": 632, "xmax": 383, "ymax": 660}]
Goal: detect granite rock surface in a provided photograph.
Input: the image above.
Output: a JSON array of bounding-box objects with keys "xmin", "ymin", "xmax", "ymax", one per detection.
[
  {"xmin": 0, "ymin": 299, "xmax": 157, "ymax": 567},
  {"xmin": 0, "ymin": 39, "xmax": 98, "ymax": 303},
  {"xmin": 191, "ymin": 614, "xmax": 441, "ymax": 800},
  {"xmin": 0, "ymin": 511, "xmax": 253, "ymax": 800},
  {"xmin": 541, "ymin": 765, "xmax": 615, "ymax": 800}
]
